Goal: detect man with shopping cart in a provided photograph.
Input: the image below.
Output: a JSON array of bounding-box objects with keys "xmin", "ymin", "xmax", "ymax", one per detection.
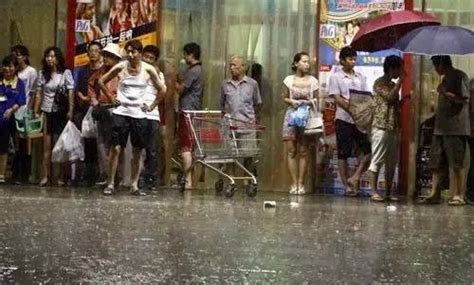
[
  {"xmin": 175, "ymin": 43, "xmax": 203, "ymax": 190},
  {"xmin": 220, "ymin": 55, "xmax": 262, "ymax": 176}
]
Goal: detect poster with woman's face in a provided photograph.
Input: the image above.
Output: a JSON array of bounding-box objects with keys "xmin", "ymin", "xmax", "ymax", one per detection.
[
  {"xmin": 74, "ymin": 0, "xmax": 159, "ymax": 66},
  {"xmin": 75, "ymin": 0, "xmax": 158, "ymax": 44}
]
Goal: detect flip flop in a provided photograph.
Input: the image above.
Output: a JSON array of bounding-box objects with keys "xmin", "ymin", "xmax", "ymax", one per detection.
[
  {"xmin": 130, "ymin": 186, "xmax": 147, "ymax": 196},
  {"xmin": 448, "ymin": 198, "xmax": 465, "ymax": 206},
  {"xmin": 417, "ymin": 197, "xmax": 441, "ymax": 205},
  {"xmin": 103, "ymin": 185, "xmax": 114, "ymax": 196},
  {"xmin": 370, "ymin": 194, "xmax": 385, "ymax": 202}
]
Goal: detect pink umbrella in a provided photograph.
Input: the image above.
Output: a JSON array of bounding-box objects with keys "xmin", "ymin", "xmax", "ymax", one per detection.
[{"xmin": 351, "ymin": 10, "xmax": 440, "ymax": 52}]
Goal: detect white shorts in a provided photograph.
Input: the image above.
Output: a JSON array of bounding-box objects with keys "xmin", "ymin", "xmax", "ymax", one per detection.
[{"xmin": 368, "ymin": 128, "xmax": 399, "ymax": 175}]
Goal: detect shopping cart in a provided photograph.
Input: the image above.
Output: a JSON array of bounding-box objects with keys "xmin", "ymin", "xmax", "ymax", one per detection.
[{"xmin": 179, "ymin": 110, "xmax": 264, "ymax": 197}]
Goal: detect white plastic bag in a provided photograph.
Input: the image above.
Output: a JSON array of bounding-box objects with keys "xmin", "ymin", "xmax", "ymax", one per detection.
[
  {"xmin": 81, "ymin": 107, "xmax": 98, "ymax": 138},
  {"xmin": 52, "ymin": 121, "xmax": 85, "ymax": 163}
]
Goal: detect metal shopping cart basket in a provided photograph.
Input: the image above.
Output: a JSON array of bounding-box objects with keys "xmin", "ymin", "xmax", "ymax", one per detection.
[{"xmin": 180, "ymin": 110, "xmax": 264, "ymax": 197}]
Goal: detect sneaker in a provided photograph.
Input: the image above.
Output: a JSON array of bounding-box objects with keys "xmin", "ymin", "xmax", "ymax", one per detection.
[
  {"xmin": 289, "ymin": 185, "xmax": 298, "ymax": 195},
  {"xmin": 0, "ymin": 176, "xmax": 5, "ymax": 184},
  {"xmin": 297, "ymin": 186, "xmax": 306, "ymax": 195}
]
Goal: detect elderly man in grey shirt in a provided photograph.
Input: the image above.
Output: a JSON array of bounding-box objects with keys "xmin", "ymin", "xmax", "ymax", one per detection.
[{"xmin": 220, "ymin": 55, "xmax": 262, "ymax": 173}]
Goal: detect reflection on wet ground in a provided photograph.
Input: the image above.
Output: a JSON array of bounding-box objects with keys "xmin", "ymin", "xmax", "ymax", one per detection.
[{"xmin": 0, "ymin": 186, "xmax": 473, "ymax": 283}]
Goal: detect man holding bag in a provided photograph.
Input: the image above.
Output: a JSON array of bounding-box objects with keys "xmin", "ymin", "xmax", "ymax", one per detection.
[
  {"xmin": 73, "ymin": 41, "xmax": 103, "ymax": 186},
  {"xmin": 327, "ymin": 46, "xmax": 371, "ymax": 197}
]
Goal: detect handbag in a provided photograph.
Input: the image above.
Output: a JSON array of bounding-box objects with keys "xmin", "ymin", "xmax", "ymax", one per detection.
[
  {"xmin": 53, "ymin": 72, "xmax": 68, "ymax": 113},
  {"xmin": 288, "ymin": 104, "xmax": 309, "ymax": 128},
  {"xmin": 304, "ymin": 99, "xmax": 324, "ymax": 136}
]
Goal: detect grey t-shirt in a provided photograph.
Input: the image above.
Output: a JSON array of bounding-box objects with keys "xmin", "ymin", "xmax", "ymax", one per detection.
[
  {"xmin": 434, "ymin": 68, "xmax": 470, "ymax": 136},
  {"xmin": 179, "ymin": 63, "xmax": 203, "ymax": 110},
  {"xmin": 220, "ymin": 76, "xmax": 262, "ymax": 124},
  {"xmin": 37, "ymin": 69, "xmax": 74, "ymax": 113}
]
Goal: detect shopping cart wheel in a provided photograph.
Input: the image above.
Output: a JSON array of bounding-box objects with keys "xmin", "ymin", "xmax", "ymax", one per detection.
[
  {"xmin": 224, "ymin": 184, "xmax": 236, "ymax": 198},
  {"xmin": 246, "ymin": 183, "xmax": 257, "ymax": 197},
  {"xmin": 215, "ymin": 179, "xmax": 224, "ymax": 193}
]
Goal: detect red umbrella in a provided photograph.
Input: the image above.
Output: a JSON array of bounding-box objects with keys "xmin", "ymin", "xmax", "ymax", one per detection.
[{"xmin": 351, "ymin": 10, "xmax": 440, "ymax": 52}]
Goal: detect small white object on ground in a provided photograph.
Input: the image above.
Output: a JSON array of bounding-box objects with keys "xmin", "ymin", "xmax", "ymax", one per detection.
[
  {"xmin": 386, "ymin": 205, "xmax": 397, "ymax": 212},
  {"xmin": 290, "ymin": 202, "xmax": 299, "ymax": 208}
]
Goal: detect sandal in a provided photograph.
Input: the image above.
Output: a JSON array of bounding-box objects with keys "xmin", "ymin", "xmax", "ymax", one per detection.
[
  {"xmin": 448, "ymin": 198, "xmax": 465, "ymax": 206},
  {"xmin": 370, "ymin": 193, "xmax": 385, "ymax": 202},
  {"xmin": 130, "ymin": 186, "xmax": 147, "ymax": 196},
  {"xmin": 39, "ymin": 178, "xmax": 49, "ymax": 187},
  {"xmin": 103, "ymin": 185, "xmax": 114, "ymax": 196},
  {"xmin": 417, "ymin": 196, "xmax": 441, "ymax": 205}
]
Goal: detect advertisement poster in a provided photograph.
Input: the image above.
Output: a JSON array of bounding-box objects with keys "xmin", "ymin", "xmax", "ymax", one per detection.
[
  {"xmin": 316, "ymin": 0, "xmax": 404, "ymax": 195},
  {"xmin": 74, "ymin": 0, "xmax": 159, "ymax": 66}
]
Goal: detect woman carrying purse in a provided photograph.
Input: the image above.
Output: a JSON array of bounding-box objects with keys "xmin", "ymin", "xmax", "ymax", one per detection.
[
  {"xmin": 34, "ymin": 47, "xmax": 74, "ymax": 186},
  {"xmin": 282, "ymin": 52, "xmax": 320, "ymax": 195}
]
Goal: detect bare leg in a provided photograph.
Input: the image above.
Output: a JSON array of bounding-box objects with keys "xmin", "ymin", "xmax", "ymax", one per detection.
[
  {"xmin": 286, "ymin": 141, "xmax": 298, "ymax": 191},
  {"xmin": 425, "ymin": 172, "xmax": 442, "ymax": 201},
  {"xmin": 130, "ymin": 147, "xmax": 143, "ymax": 189},
  {"xmin": 297, "ymin": 142, "xmax": 308, "ymax": 193},
  {"xmin": 182, "ymin": 151, "xmax": 193, "ymax": 189},
  {"xmin": 337, "ymin": 159, "xmax": 352, "ymax": 194},
  {"xmin": 452, "ymin": 167, "xmax": 465, "ymax": 201},
  {"xmin": 107, "ymin": 145, "xmax": 121, "ymax": 188},
  {"xmin": 348, "ymin": 153, "xmax": 370, "ymax": 193},
  {"xmin": 96, "ymin": 138, "xmax": 108, "ymax": 179},
  {"xmin": 385, "ymin": 165, "xmax": 397, "ymax": 200},
  {"xmin": 368, "ymin": 170, "xmax": 378, "ymax": 196},
  {"xmin": 40, "ymin": 133, "xmax": 51, "ymax": 185}
]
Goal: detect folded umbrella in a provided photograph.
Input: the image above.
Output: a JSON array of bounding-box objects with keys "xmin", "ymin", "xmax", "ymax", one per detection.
[
  {"xmin": 351, "ymin": 10, "xmax": 440, "ymax": 52},
  {"xmin": 393, "ymin": 25, "xmax": 474, "ymax": 55}
]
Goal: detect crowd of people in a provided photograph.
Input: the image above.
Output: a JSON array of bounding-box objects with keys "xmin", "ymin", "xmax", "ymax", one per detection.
[{"xmin": 0, "ymin": 40, "xmax": 473, "ymax": 205}]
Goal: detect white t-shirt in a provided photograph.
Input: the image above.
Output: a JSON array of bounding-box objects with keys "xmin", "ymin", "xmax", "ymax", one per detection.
[
  {"xmin": 113, "ymin": 61, "xmax": 154, "ymax": 119},
  {"xmin": 327, "ymin": 67, "xmax": 368, "ymax": 124},
  {"xmin": 18, "ymin": 66, "xmax": 38, "ymax": 105},
  {"xmin": 143, "ymin": 71, "xmax": 164, "ymax": 121}
]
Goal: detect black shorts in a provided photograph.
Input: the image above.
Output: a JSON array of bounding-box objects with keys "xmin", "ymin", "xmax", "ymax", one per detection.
[
  {"xmin": 44, "ymin": 112, "xmax": 67, "ymax": 136},
  {"xmin": 111, "ymin": 114, "xmax": 147, "ymax": 148},
  {"xmin": 0, "ymin": 120, "xmax": 14, "ymax": 154},
  {"xmin": 335, "ymin": 119, "xmax": 371, "ymax": 160}
]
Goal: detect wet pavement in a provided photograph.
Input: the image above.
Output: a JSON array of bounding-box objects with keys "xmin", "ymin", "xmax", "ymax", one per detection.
[{"xmin": 0, "ymin": 185, "xmax": 473, "ymax": 283}]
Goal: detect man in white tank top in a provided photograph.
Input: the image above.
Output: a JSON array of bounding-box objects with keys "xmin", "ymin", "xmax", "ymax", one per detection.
[{"xmin": 98, "ymin": 39, "xmax": 166, "ymax": 196}]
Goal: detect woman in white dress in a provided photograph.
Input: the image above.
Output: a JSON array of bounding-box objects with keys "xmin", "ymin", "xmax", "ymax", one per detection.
[{"xmin": 281, "ymin": 52, "xmax": 319, "ymax": 195}]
